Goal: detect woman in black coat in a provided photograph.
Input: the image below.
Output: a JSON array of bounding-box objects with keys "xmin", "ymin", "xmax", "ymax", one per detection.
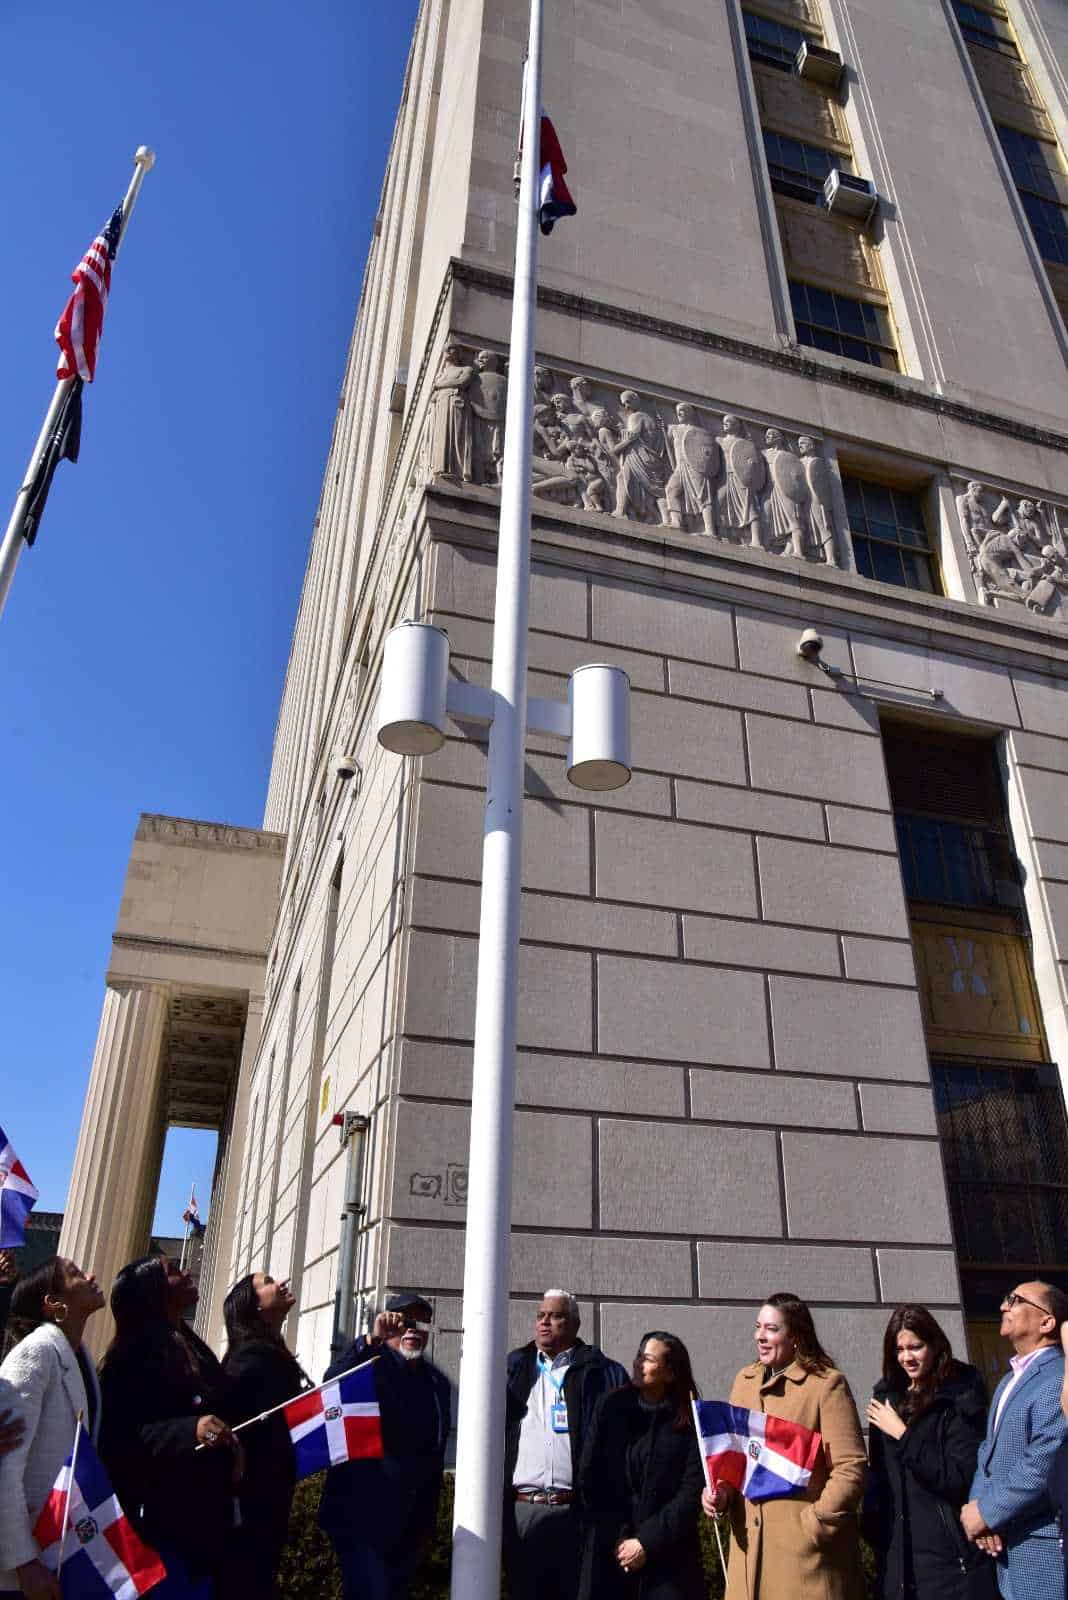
[
  {"xmin": 217, "ymin": 1272, "xmax": 310, "ymax": 1596},
  {"xmin": 577, "ymin": 1330, "xmax": 705, "ymax": 1600},
  {"xmin": 98, "ymin": 1255, "xmax": 240, "ymax": 1596},
  {"xmin": 865, "ymin": 1305, "xmax": 997, "ymax": 1600}
]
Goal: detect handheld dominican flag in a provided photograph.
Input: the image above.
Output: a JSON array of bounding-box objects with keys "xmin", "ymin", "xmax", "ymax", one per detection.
[
  {"xmin": 693, "ymin": 1400, "xmax": 822, "ymax": 1503},
  {"xmin": 33, "ymin": 1426, "xmax": 166, "ymax": 1599},
  {"xmin": 537, "ymin": 115, "xmax": 576, "ymax": 235},
  {"xmin": 0, "ymin": 1127, "xmax": 39, "ymax": 1247},
  {"xmin": 55, "ymin": 205, "xmax": 124, "ymax": 383},
  {"xmin": 284, "ymin": 1363, "xmax": 384, "ymax": 1479}
]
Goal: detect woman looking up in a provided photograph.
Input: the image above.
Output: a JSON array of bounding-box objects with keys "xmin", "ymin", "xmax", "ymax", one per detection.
[
  {"xmin": 704, "ymin": 1292, "xmax": 867, "ymax": 1600},
  {"xmin": 0, "ymin": 1257, "xmax": 105, "ymax": 1600},
  {"xmin": 98, "ymin": 1255, "xmax": 239, "ymax": 1597},
  {"xmin": 865, "ymin": 1305, "xmax": 995, "ymax": 1599},
  {"xmin": 217, "ymin": 1272, "xmax": 309, "ymax": 1597},
  {"xmin": 578, "ymin": 1330, "xmax": 705, "ymax": 1599}
]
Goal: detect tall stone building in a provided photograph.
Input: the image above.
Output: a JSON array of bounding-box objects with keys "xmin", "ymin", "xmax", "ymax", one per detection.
[{"xmin": 66, "ymin": 0, "xmax": 1068, "ymax": 1406}]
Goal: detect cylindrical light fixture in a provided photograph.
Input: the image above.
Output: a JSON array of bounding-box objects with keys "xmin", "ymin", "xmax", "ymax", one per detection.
[
  {"xmin": 566, "ymin": 663, "xmax": 631, "ymax": 791},
  {"xmin": 375, "ymin": 621, "xmax": 450, "ymax": 755}
]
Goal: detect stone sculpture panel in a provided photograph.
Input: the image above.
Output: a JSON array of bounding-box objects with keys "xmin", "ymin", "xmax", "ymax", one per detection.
[
  {"xmin": 423, "ymin": 345, "xmax": 844, "ymax": 567},
  {"xmin": 954, "ymin": 478, "xmax": 1068, "ymax": 621}
]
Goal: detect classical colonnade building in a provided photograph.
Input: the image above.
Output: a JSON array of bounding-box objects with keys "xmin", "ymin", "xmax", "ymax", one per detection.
[{"xmin": 65, "ymin": 0, "xmax": 1068, "ymax": 1407}]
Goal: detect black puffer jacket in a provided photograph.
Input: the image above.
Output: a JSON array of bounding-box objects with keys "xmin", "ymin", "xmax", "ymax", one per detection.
[
  {"xmin": 577, "ymin": 1386, "xmax": 705, "ymax": 1600},
  {"xmin": 865, "ymin": 1362, "xmax": 998, "ymax": 1600}
]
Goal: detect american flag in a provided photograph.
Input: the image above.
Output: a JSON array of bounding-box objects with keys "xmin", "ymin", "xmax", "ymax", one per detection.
[{"xmin": 55, "ymin": 205, "xmax": 124, "ymax": 383}]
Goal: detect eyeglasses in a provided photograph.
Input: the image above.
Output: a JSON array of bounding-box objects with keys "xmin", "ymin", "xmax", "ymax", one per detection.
[{"xmin": 1002, "ymin": 1291, "xmax": 1050, "ymax": 1314}]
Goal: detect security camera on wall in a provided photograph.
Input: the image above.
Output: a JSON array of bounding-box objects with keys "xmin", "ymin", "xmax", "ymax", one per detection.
[
  {"xmin": 796, "ymin": 627, "xmax": 824, "ymax": 661},
  {"xmin": 333, "ymin": 752, "xmax": 362, "ymax": 784}
]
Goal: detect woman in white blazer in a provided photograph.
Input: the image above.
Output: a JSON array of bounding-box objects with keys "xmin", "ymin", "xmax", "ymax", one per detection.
[{"xmin": 0, "ymin": 1257, "xmax": 104, "ymax": 1599}]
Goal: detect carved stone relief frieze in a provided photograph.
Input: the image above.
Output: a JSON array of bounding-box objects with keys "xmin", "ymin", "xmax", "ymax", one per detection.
[
  {"xmin": 954, "ymin": 479, "xmax": 1068, "ymax": 620},
  {"xmin": 423, "ymin": 345, "xmax": 843, "ymax": 567}
]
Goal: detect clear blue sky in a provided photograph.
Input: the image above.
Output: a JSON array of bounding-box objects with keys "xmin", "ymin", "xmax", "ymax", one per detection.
[{"xmin": 0, "ymin": 0, "xmax": 419, "ymax": 1238}]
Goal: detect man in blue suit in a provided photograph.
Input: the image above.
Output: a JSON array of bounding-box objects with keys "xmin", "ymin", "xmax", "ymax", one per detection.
[{"xmin": 962, "ymin": 1280, "xmax": 1068, "ymax": 1599}]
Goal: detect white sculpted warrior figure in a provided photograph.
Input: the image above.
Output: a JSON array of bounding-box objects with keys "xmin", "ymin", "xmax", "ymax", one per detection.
[
  {"xmin": 716, "ymin": 415, "xmax": 766, "ymax": 548},
  {"xmin": 610, "ymin": 391, "xmax": 667, "ymax": 523},
  {"xmin": 469, "ymin": 350, "xmax": 508, "ymax": 486},
  {"xmin": 426, "ymin": 342, "xmax": 475, "ymax": 481},
  {"xmin": 798, "ymin": 436, "xmax": 837, "ymax": 564},
  {"xmin": 662, "ymin": 403, "xmax": 720, "ymax": 535},
  {"xmin": 763, "ymin": 428, "xmax": 814, "ymax": 560}
]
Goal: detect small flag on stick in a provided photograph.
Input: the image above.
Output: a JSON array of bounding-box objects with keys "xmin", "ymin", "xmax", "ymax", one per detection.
[
  {"xmin": 692, "ymin": 1399, "xmax": 822, "ymax": 1503},
  {"xmin": 182, "ymin": 1186, "xmax": 205, "ymax": 1236},
  {"xmin": 55, "ymin": 206, "xmax": 124, "ymax": 383},
  {"xmin": 0, "ymin": 1126, "xmax": 38, "ymax": 1247},
  {"xmin": 33, "ymin": 1421, "xmax": 167, "ymax": 1598},
  {"xmin": 284, "ymin": 1363, "xmax": 384, "ymax": 1478}
]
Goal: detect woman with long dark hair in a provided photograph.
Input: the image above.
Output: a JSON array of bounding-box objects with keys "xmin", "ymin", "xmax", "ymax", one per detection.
[
  {"xmin": 0, "ymin": 1257, "xmax": 104, "ymax": 1599},
  {"xmin": 98, "ymin": 1255, "xmax": 239, "ymax": 1596},
  {"xmin": 577, "ymin": 1330, "xmax": 705, "ymax": 1599},
  {"xmin": 865, "ymin": 1304, "xmax": 995, "ymax": 1599},
  {"xmin": 704, "ymin": 1292, "xmax": 867, "ymax": 1600},
  {"xmin": 216, "ymin": 1273, "xmax": 309, "ymax": 1596}
]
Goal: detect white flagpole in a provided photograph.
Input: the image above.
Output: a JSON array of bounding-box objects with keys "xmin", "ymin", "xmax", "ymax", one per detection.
[
  {"xmin": 0, "ymin": 145, "xmax": 155, "ymax": 622},
  {"xmin": 56, "ymin": 1413, "xmax": 85, "ymax": 1577},
  {"xmin": 449, "ymin": 0, "xmax": 542, "ymax": 1595},
  {"xmin": 691, "ymin": 1397, "xmax": 730, "ymax": 1584}
]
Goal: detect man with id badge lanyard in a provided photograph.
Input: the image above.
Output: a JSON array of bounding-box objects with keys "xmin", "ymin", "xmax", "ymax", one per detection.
[{"xmin": 504, "ymin": 1289, "xmax": 628, "ymax": 1600}]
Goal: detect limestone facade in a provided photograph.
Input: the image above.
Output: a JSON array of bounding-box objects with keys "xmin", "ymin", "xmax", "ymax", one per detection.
[{"xmin": 66, "ymin": 0, "xmax": 1068, "ymax": 1409}]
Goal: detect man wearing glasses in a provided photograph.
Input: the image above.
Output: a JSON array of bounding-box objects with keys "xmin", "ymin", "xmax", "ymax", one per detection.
[{"xmin": 961, "ymin": 1281, "xmax": 1068, "ymax": 1599}]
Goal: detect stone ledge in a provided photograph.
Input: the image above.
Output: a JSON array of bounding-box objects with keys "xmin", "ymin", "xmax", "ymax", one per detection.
[{"xmin": 136, "ymin": 814, "xmax": 286, "ymax": 854}]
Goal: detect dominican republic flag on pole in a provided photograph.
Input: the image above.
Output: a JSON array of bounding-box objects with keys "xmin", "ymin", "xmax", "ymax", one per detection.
[
  {"xmin": 55, "ymin": 206, "xmax": 124, "ymax": 384},
  {"xmin": 33, "ymin": 1423, "xmax": 167, "ymax": 1599},
  {"xmin": 692, "ymin": 1400, "xmax": 822, "ymax": 1502},
  {"xmin": 537, "ymin": 115, "xmax": 576, "ymax": 235},
  {"xmin": 284, "ymin": 1363, "xmax": 384, "ymax": 1479},
  {"xmin": 0, "ymin": 1126, "xmax": 39, "ymax": 1247}
]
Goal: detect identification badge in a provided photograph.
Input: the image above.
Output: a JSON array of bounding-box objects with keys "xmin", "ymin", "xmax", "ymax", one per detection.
[{"xmin": 551, "ymin": 1401, "xmax": 568, "ymax": 1433}]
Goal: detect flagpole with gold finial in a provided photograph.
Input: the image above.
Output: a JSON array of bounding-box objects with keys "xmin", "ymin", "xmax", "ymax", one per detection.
[{"xmin": 0, "ymin": 145, "xmax": 155, "ymax": 622}]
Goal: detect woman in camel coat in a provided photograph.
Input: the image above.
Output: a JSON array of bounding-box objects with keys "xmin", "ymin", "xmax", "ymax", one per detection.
[{"xmin": 704, "ymin": 1292, "xmax": 867, "ymax": 1600}]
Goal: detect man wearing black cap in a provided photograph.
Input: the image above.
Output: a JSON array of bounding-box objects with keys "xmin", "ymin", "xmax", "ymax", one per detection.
[{"xmin": 318, "ymin": 1292, "xmax": 451, "ymax": 1600}]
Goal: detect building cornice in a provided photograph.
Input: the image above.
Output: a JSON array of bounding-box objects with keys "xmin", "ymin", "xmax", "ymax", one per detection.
[{"xmin": 136, "ymin": 814, "xmax": 287, "ymax": 855}]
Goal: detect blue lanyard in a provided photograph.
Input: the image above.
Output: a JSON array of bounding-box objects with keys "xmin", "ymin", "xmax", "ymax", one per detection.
[{"xmin": 538, "ymin": 1354, "xmax": 568, "ymax": 1395}]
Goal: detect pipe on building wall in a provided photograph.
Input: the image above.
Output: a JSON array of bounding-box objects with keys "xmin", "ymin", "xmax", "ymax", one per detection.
[{"xmin": 330, "ymin": 1111, "xmax": 369, "ymax": 1357}]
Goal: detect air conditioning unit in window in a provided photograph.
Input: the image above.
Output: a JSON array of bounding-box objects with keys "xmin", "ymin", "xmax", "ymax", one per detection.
[
  {"xmin": 823, "ymin": 169, "xmax": 879, "ymax": 224},
  {"xmin": 795, "ymin": 39, "xmax": 844, "ymax": 88}
]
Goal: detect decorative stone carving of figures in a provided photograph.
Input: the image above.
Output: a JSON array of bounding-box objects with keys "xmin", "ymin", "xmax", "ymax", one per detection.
[
  {"xmin": 427, "ymin": 342, "xmax": 475, "ymax": 481},
  {"xmin": 569, "ymin": 374, "xmax": 597, "ymax": 419},
  {"xmin": 469, "ymin": 350, "xmax": 508, "ymax": 485},
  {"xmin": 798, "ymin": 437, "xmax": 838, "ymax": 565},
  {"xmin": 1002, "ymin": 498, "xmax": 1046, "ymax": 561},
  {"xmin": 1023, "ymin": 545, "xmax": 1068, "ymax": 614},
  {"xmin": 763, "ymin": 428, "xmax": 814, "ymax": 560},
  {"xmin": 550, "ymin": 391, "xmax": 593, "ymax": 444},
  {"xmin": 716, "ymin": 414, "xmax": 767, "ymax": 548},
  {"xmin": 610, "ymin": 391, "xmax": 667, "ymax": 523},
  {"xmin": 662, "ymin": 403, "xmax": 720, "ymax": 534},
  {"xmin": 587, "ymin": 406, "xmax": 620, "ymax": 503}
]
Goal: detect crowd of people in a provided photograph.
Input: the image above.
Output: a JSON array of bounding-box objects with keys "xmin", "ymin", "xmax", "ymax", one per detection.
[{"xmin": 1, "ymin": 1254, "xmax": 1068, "ymax": 1600}]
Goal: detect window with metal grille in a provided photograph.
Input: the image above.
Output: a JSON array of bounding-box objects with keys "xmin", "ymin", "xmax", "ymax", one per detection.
[
  {"xmin": 997, "ymin": 126, "xmax": 1068, "ymax": 265},
  {"xmin": 743, "ymin": 10, "xmax": 807, "ymax": 71},
  {"xmin": 934, "ymin": 1060, "xmax": 1068, "ymax": 1271},
  {"xmin": 790, "ymin": 283, "xmax": 899, "ymax": 371},
  {"xmin": 840, "ymin": 475, "xmax": 938, "ymax": 591},
  {"xmin": 953, "ymin": 1, "xmax": 1019, "ymax": 56},
  {"xmin": 763, "ymin": 131, "xmax": 850, "ymax": 203},
  {"xmin": 895, "ymin": 815, "xmax": 1021, "ymax": 911}
]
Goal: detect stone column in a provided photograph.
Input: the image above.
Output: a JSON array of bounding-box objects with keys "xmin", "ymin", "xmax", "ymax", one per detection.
[
  {"xmin": 197, "ymin": 994, "xmax": 264, "ymax": 1354},
  {"xmin": 59, "ymin": 981, "xmax": 169, "ymax": 1359}
]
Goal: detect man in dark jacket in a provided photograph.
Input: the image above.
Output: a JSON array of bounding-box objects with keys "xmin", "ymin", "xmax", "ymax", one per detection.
[
  {"xmin": 504, "ymin": 1288, "xmax": 629, "ymax": 1600},
  {"xmin": 319, "ymin": 1292, "xmax": 451, "ymax": 1600}
]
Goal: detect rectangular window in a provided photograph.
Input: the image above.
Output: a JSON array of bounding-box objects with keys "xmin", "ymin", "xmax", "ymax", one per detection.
[
  {"xmin": 789, "ymin": 281, "xmax": 899, "ymax": 371},
  {"xmin": 840, "ymin": 475, "xmax": 938, "ymax": 591},
  {"xmin": 743, "ymin": 10, "xmax": 807, "ymax": 71},
  {"xmin": 953, "ymin": 1, "xmax": 1019, "ymax": 56},
  {"xmin": 895, "ymin": 815, "xmax": 1021, "ymax": 909},
  {"xmin": 763, "ymin": 131, "xmax": 850, "ymax": 204},
  {"xmin": 934, "ymin": 1060, "xmax": 1068, "ymax": 1270},
  {"xmin": 997, "ymin": 126, "xmax": 1068, "ymax": 264}
]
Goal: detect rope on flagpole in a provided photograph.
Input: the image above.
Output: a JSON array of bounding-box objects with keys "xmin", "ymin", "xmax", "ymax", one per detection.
[
  {"xmin": 690, "ymin": 1395, "xmax": 729, "ymax": 1588},
  {"xmin": 56, "ymin": 1412, "xmax": 85, "ymax": 1575},
  {"xmin": 193, "ymin": 1357, "xmax": 380, "ymax": 1450}
]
